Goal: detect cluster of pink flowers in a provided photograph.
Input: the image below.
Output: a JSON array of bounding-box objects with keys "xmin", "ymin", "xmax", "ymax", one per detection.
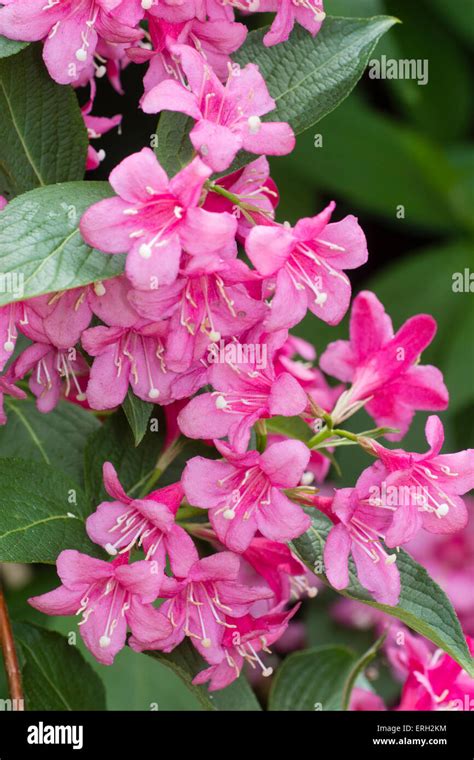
[{"xmin": 1, "ymin": 1, "xmax": 473, "ymax": 695}]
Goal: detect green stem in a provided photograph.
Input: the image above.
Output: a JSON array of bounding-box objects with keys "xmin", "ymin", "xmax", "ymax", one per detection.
[
  {"xmin": 308, "ymin": 427, "xmax": 359, "ymax": 449},
  {"xmin": 139, "ymin": 437, "xmax": 186, "ymax": 496},
  {"xmin": 255, "ymin": 419, "xmax": 267, "ymax": 453}
]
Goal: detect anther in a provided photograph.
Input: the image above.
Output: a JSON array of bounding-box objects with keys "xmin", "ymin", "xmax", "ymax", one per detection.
[
  {"xmin": 139, "ymin": 243, "xmax": 152, "ymax": 259},
  {"xmin": 75, "ymin": 48, "xmax": 88, "ymax": 62},
  {"xmin": 247, "ymin": 115, "xmax": 261, "ymax": 134}
]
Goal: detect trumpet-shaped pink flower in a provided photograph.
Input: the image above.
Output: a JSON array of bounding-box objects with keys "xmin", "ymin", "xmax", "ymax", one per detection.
[
  {"xmin": 323, "ymin": 487, "xmax": 401, "ymax": 606},
  {"xmin": 81, "ymin": 277, "xmax": 206, "ymax": 408},
  {"xmin": 80, "ymin": 149, "xmax": 237, "ymax": 290},
  {"xmin": 320, "ymin": 291, "xmax": 449, "ymax": 438},
  {"xmin": 129, "ymin": 551, "xmax": 273, "ymax": 664},
  {"xmin": 260, "ymin": 0, "xmax": 325, "ymax": 46},
  {"xmin": 0, "ymin": 0, "xmax": 144, "ymax": 85},
  {"xmin": 129, "ymin": 255, "xmax": 267, "ymax": 372},
  {"xmin": 387, "ymin": 630, "xmax": 474, "ymax": 711},
  {"xmin": 359, "ymin": 416, "xmax": 474, "ymax": 546},
  {"xmin": 182, "ymin": 440, "xmax": 311, "ymax": 552},
  {"xmin": 129, "ymin": 17, "xmax": 247, "ymax": 95},
  {"xmin": 246, "ymin": 203, "xmax": 368, "ymax": 329},
  {"xmin": 193, "ymin": 606, "xmax": 299, "ymax": 691},
  {"xmin": 86, "ymin": 462, "xmax": 196, "ymax": 576},
  {"xmin": 178, "ymin": 335, "xmax": 308, "ymax": 451},
  {"xmin": 142, "ymin": 44, "xmax": 295, "ymax": 171},
  {"xmin": 29, "ymin": 550, "xmax": 171, "ymax": 665},
  {"xmin": 243, "ymin": 537, "xmax": 318, "ymax": 606}
]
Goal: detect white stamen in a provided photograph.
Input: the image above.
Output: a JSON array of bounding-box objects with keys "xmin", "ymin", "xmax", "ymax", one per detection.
[
  {"xmin": 201, "ymin": 637, "xmax": 212, "ymax": 648},
  {"xmin": 139, "ymin": 243, "xmax": 152, "ymax": 259},
  {"xmin": 437, "ymin": 503, "xmax": 449, "ymax": 517},
  {"xmin": 209, "ymin": 330, "xmax": 221, "ymax": 342},
  {"xmin": 215, "ymin": 395, "xmax": 227, "ymax": 409},
  {"xmin": 94, "ymin": 281, "xmax": 106, "ymax": 296},
  {"xmin": 75, "ymin": 48, "xmax": 88, "ymax": 62},
  {"xmin": 3, "ymin": 340, "xmax": 14, "ymax": 353},
  {"xmin": 148, "ymin": 388, "xmax": 160, "ymax": 399},
  {"xmin": 385, "ymin": 554, "xmax": 397, "ymax": 565},
  {"xmin": 247, "ymin": 115, "xmax": 261, "ymax": 134},
  {"xmin": 141, "ymin": 0, "xmax": 153, "ymax": 7},
  {"xmin": 95, "ymin": 65, "xmax": 106, "ymax": 78},
  {"xmin": 301, "ymin": 471, "xmax": 314, "ymax": 486},
  {"xmin": 223, "ymin": 509, "xmax": 236, "ymax": 520},
  {"xmin": 173, "ymin": 206, "xmax": 183, "ymax": 219},
  {"xmin": 99, "ymin": 635, "xmax": 111, "ymax": 648},
  {"xmin": 105, "ymin": 543, "xmax": 118, "ymax": 556}
]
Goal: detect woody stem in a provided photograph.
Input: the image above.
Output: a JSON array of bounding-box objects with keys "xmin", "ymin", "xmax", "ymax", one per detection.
[{"xmin": 0, "ymin": 581, "xmax": 24, "ymax": 709}]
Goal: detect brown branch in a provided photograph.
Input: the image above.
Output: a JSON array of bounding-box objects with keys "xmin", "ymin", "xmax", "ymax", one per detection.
[{"xmin": 0, "ymin": 581, "xmax": 24, "ymax": 710}]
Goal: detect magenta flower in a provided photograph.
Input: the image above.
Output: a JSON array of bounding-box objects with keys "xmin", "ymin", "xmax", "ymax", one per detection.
[
  {"xmin": 86, "ymin": 462, "xmax": 196, "ymax": 577},
  {"xmin": 142, "ymin": 44, "xmax": 295, "ymax": 171},
  {"xmin": 246, "ymin": 202, "xmax": 368, "ymax": 329},
  {"xmin": 129, "ymin": 255, "xmax": 267, "ymax": 372},
  {"xmin": 323, "ymin": 487, "xmax": 401, "ymax": 606},
  {"xmin": 0, "ymin": 0, "xmax": 144, "ymax": 85},
  {"xmin": 178, "ymin": 337, "xmax": 308, "ymax": 452},
  {"xmin": 182, "ymin": 440, "xmax": 311, "ymax": 552},
  {"xmin": 243, "ymin": 537, "xmax": 318, "ymax": 605},
  {"xmin": 320, "ymin": 291, "xmax": 449, "ymax": 438},
  {"xmin": 129, "ymin": 551, "xmax": 273, "ymax": 665},
  {"xmin": 80, "ymin": 148, "xmax": 237, "ymax": 290},
  {"xmin": 260, "ymin": 0, "xmax": 326, "ymax": 46},
  {"xmin": 27, "ymin": 288, "xmax": 94, "ymax": 350},
  {"xmin": 193, "ymin": 606, "xmax": 299, "ymax": 691},
  {"xmin": 29, "ymin": 550, "xmax": 171, "ymax": 665},
  {"xmin": 129, "ymin": 17, "xmax": 247, "ymax": 95},
  {"xmin": 360, "ymin": 415, "xmax": 474, "ymax": 546},
  {"xmin": 82, "ymin": 98, "xmax": 122, "ymax": 171},
  {"xmin": 387, "ymin": 630, "xmax": 474, "ymax": 711}
]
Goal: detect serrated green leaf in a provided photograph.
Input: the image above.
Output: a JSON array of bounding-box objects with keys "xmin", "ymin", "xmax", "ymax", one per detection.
[
  {"xmin": 0, "ymin": 458, "xmax": 102, "ymax": 563},
  {"xmin": 292, "ymin": 509, "xmax": 474, "ymax": 676},
  {"xmin": 15, "ymin": 623, "xmax": 106, "ymax": 711},
  {"xmin": 84, "ymin": 410, "xmax": 165, "ymax": 506},
  {"xmin": 155, "ymin": 111, "xmax": 194, "ymax": 177},
  {"xmin": 0, "ymin": 398, "xmax": 100, "ymax": 484},
  {"xmin": 122, "ymin": 391, "xmax": 154, "ymax": 447},
  {"xmin": 0, "ymin": 36, "xmax": 29, "ymax": 59},
  {"xmin": 0, "ymin": 181, "xmax": 125, "ymax": 306},
  {"xmin": 269, "ymin": 645, "xmax": 356, "ymax": 710},
  {"xmin": 0, "ymin": 45, "xmax": 87, "ymax": 197},
  {"xmin": 145, "ymin": 640, "xmax": 262, "ymax": 711}
]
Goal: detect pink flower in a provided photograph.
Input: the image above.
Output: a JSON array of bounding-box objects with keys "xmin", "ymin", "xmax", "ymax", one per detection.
[
  {"xmin": 29, "ymin": 550, "xmax": 171, "ymax": 665},
  {"xmin": 178, "ymin": 333, "xmax": 308, "ymax": 452},
  {"xmin": 129, "ymin": 551, "xmax": 273, "ymax": 664},
  {"xmin": 0, "ymin": 302, "xmax": 30, "ymax": 371},
  {"xmin": 129, "ymin": 17, "xmax": 247, "ymax": 95},
  {"xmin": 350, "ymin": 688, "xmax": 386, "ymax": 711},
  {"xmin": 0, "ymin": 374, "xmax": 27, "ymax": 425},
  {"xmin": 26, "ymin": 288, "xmax": 94, "ymax": 350},
  {"xmin": 246, "ymin": 202, "xmax": 368, "ymax": 329},
  {"xmin": 0, "ymin": 196, "xmax": 7, "ymax": 211},
  {"xmin": 260, "ymin": 0, "xmax": 325, "ymax": 46},
  {"xmin": 81, "ymin": 278, "xmax": 205, "ymax": 408},
  {"xmin": 192, "ymin": 606, "xmax": 299, "ymax": 691},
  {"xmin": 320, "ymin": 291, "xmax": 449, "ymax": 439},
  {"xmin": 0, "ymin": 0, "xmax": 144, "ymax": 85},
  {"xmin": 86, "ymin": 462, "xmax": 196, "ymax": 577},
  {"xmin": 142, "ymin": 44, "xmax": 295, "ymax": 171},
  {"xmin": 203, "ymin": 156, "xmax": 279, "ymax": 239},
  {"xmin": 387, "ymin": 630, "xmax": 474, "ymax": 711},
  {"xmin": 322, "ymin": 487, "xmax": 401, "ymax": 606},
  {"xmin": 80, "ymin": 148, "xmax": 237, "ymax": 291},
  {"xmin": 129, "ymin": 254, "xmax": 267, "ymax": 372},
  {"xmin": 243, "ymin": 537, "xmax": 318, "ymax": 605},
  {"xmin": 182, "ymin": 440, "xmax": 311, "ymax": 552},
  {"xmin": 407, "ymin": 498, "xmax": 474, "ymax": 635},
  {"xmin": 359, "ymin": 416, "xmax": 474, "ymax": 546}
]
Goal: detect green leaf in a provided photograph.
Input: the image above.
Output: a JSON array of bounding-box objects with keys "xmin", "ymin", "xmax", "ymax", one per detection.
[
  {"xmin": 269, "ymin": 645, "xmax": 356, "ymax": 710},
  {"xmin": 235, "ymin": 16, "xmax": 398, "ymax": 133},
  {"xmin": 122, "ymin": 391, "xmax": 154, "ymax": 447},
  {"xmin": 341, "ymin": 634, "xmax": 386, "ymax": 710},
  {"xmin": 285, "ymin": 94, "xmax": 462, "ymax": 232},
  {"xmin": 427, "ymin": 0, "xmax": 474, "ymax": 47},
  {"xmin": 14, "ymin": 623, "xmax": 106, "ymax": 711},
  {"xmin": 157, "ymin": 15, "xmax": 397, "ymax": 174},
  {"xmin": 0, "ymin": 181, "xmax": 125, "ymax": 306},
  {"xmin": 0, "ymin": 458, "xmax": 102, "ymax": 563},
  {"xmin": 0, "ymin": 398, "xmax": 100, "ymax": 484},
  {"xmin": 145, "ymin": 640, "xmax": 262, "ymax": 711},
  {"xmin": 84, "ymin": 409, "xmax": 165, "ymax": 505},
  {"xmin": 0, "ymin": 37, "xmax": 29, "ymax": 59},
  {"xmin": 266, "ymin": 415, "xmax": 313, "ymax": 442},
  {"xmin": 0, "ymin": 45, "xmax": 88, "ymax": 197},
  {"xmin": 292, "ymin": 509, "xmax": 474, "ymax": 677}
]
